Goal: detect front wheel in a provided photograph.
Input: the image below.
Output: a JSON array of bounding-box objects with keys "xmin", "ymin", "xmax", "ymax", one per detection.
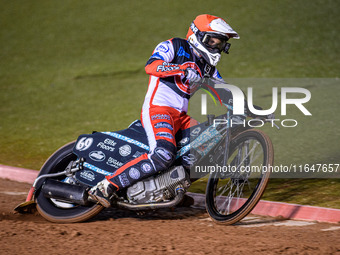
[
  {"xmin": 205, "ymin": 129, "xmax": 273, "ymax": 225},
  {"xmin": 35, "ymin": 142, "xmax": 103, "ymax": 223}
]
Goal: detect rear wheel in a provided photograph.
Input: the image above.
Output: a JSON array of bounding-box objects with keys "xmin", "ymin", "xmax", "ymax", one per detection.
[
  {"xmin": 205, "ymin": 129, "xmax": 273, "ymax": 225},
  {"xmin": 35, "ymin": 142, "xmax": 103, "ymax": 223}
]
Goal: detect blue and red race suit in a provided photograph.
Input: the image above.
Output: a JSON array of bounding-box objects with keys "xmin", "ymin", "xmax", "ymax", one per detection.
[{"xmin": 106, "ymin": 38, "xmax": 223, "ymax": 190}]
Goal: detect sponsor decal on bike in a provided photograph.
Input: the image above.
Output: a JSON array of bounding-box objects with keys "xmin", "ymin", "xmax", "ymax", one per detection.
[
  {"xmin": 101, "ymin": 132, "xmax": 150, "ymax": 151},
  {"xmin": 154, "ymin": 122, "xmax": 173, "ymax": 130},
  {"xmin": 155, "ymin": 147, "xmax": 173, "ymax": 162},
  {"xmin": 119, "ymin": 144, "xmax": 131, "ymax": 157},
  {"xmin": 133, "ymin": 151, "xmax": 145, "ymax": 158},
  {"xmin": 75, "ymin": 137, "xmax": 93, "ymax": 151},
  {"xmin": 97, "ymin": 142, "xmax": 115, "ymax": 152},
  {"xmin": 94, "ymin": 138, "xmax": 116, "ymax": 152},
  {"xmin": 187, "ymin": 126, "xmax": 223, "ymax": 157},
  {"xmin": 83, "ymin": 162, "xmax": 112, "ymax": 176},
  {"xmin": 192, "ymin": 127, "xmax": 223, "ymax": 157},
  {"xmin": 177, "ymin": 144, "xmax": 190, "ymax": 158},
  {"xmin": 80, "ymin": 170, "xmax": 96, "ymax": 181},
  {"xmin": 197, "ymin": 143, "xmax": 208, "ymax": 153},
  {"xmin": 191, "ymin": 127, "xmax": 201, "ymax": 136},
  {"xmin": 156, "ymin": 132, "xmax": 174, "ymax": 140},
  {"xmin": 104, "ymin": 138, "xmax": 117, "ymax": 146},
  {"xmin": 141, "ymin": 163, "xmax": 153, "ymax": 173},
  {"xmin": 106, "ymin": 157, "xmax": 124, "ymax": 169},
  {"xmin": 118, "ymin": 173, "xmax": 130, "ymax": 188},
  {"xmin": 128, "ymin": 168, "xmax": 140, "ymax": 180},
  {"xmin": 89, "ymin": 151, "xmax": 106, "ymax": 162},
  {"xmin": 151, "ymin": 114, "xmax": 171, "ymax": 121}
]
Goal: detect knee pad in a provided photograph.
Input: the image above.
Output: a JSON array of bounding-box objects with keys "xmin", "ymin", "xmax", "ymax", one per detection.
[{"xmin": 150, "ymin": 147, "xmax": 176, "ymax": 171}]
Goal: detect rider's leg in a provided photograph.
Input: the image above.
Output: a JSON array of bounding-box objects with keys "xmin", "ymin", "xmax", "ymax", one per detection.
[
  {"xmin": 89, "ymin": 106, "xmax": 182, "ymax": 207},
  {"xmin": 179, "ymin": 111, "xmax": 199, "ymax": 130}
]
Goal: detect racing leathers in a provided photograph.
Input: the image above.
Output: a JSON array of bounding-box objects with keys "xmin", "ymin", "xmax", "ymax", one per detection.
[{"xmin": 105, "ymin": 38, "xmax": 224, "ymax": 191}]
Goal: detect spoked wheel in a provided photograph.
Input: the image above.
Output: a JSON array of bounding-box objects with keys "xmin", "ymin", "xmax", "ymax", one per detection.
[
  {"xmin": 205, "ymin": 129, "xmax": 273, "ymax": 225},
  {"xmin": 35, "ymin": 142, "xmax": 103, "ymax": 223}
]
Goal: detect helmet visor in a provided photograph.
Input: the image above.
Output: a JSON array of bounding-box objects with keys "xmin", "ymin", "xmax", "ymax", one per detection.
[{"xmin": 202, "ymin": 33, "xmax": 230, "ymax": 53}]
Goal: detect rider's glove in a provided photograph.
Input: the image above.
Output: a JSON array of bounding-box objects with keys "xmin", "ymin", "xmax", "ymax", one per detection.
[{"xmin": 184, "ymin": 68, "xmax": 201, "ymax": 83}]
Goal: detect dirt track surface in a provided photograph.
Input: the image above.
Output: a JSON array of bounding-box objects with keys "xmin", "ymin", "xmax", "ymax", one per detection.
[{"xmin": 1, "ymin": 179, "xmax": 340, "ymax": 255}]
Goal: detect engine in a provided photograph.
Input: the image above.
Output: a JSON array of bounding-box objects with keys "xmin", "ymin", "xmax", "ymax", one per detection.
[{"xmin": 126, "ymin": 166, "xmax": 190, "ymax": 204}]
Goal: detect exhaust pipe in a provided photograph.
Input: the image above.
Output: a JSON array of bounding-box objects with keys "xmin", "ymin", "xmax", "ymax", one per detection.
[
  {"xmin": 42, "ymin": 179, "xmax": 89, "ymax": 206},
  {"xmin": 42, "ymin": 180, "xmax": 185, "ymax": 210}
]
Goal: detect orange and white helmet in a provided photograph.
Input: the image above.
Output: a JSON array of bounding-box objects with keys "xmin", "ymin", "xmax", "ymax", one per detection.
[{"xmin": 186, "ymin": 14, "xmax": 239, "ymax": 66}]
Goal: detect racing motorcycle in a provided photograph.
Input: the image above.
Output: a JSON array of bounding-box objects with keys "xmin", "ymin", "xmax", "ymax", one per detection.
[{"xmin": 15, "ymin": 78, "xmax": 275, "ymax": 225}]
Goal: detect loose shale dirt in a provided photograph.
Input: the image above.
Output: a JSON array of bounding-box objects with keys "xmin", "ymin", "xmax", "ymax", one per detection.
[{"xmin": 0, "ymin": 179, "xmax": 339, "ymax": 255}]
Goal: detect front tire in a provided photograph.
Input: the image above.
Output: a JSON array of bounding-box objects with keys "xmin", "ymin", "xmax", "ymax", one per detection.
[
  {"xmin": 205, "ymin": 129, "xmax": 273, "ymax": 225},
  {"xmin": 35, "ymin": 142, "xmax": 103, "ymax": 223}
]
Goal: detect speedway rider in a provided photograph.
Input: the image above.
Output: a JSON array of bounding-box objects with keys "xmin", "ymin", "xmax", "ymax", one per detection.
[{"xmin": 89, "ymin": 14, "xmax": 240, "ymax": 207}]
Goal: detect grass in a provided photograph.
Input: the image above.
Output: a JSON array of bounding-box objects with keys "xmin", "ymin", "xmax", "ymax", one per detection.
[{"xmin": 0, "ymin": 0, "xmax": 339, "ymax": 208}]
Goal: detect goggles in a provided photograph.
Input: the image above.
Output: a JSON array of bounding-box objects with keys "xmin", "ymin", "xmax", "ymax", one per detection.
[{"xmin": 202, "ymin": 33, "xmax": 231, "ymax": 54}]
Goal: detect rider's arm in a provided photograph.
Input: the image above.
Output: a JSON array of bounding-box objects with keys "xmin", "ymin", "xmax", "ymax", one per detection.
[{"xmin": 145, "ymin": 40, "xmax": 185, "ymax": 78}]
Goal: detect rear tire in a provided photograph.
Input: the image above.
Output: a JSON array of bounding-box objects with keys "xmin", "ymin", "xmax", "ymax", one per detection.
[
  {"xmin": 205, "ymin": 129, "xmax": 273, "ymax": 225},
  {"xmin": 35, "ymin": 142, "xmax": 103, "ymax": 223}
]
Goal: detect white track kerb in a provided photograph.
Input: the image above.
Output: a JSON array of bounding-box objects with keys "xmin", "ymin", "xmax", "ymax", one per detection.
[{"xmin": 1, "ymin": 164, "xmax": 339, "ymax": 223}]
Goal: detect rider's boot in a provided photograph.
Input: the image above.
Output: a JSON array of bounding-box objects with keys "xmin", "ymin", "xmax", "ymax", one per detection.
[{"xmin": 88, "ymin": 179, "xmax": 116, "ymax": 208}]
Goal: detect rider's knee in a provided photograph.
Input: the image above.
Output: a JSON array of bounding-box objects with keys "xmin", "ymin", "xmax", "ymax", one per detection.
[{"xmin": 150, "ymin": 146, "xmax": 176, "ymax": 171}]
